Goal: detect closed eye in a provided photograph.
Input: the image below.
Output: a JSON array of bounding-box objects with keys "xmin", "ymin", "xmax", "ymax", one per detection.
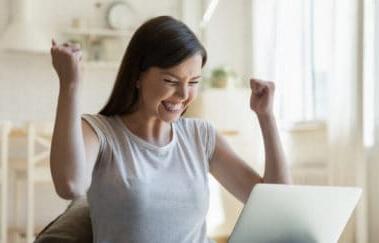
[
  {"xmin": 189, "ymin": 81, "xmax": 199, "ymax": 85},
  {"xmin": 163, "ymin": 79, "xmax": 179, "ymax": 85},
  {"xmin": 163, "ymin": 79, "xmax": 200, "ymax": 86}
]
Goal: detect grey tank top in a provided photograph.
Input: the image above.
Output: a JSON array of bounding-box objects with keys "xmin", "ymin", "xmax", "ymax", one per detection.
[{"xmin": 81, "ymin": 114, "xmax": 217, "ymax": 243}]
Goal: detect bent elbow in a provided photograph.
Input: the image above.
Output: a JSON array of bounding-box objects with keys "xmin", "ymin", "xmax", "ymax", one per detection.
[{"xmin": 54, "ymin": 181, "xmax": 85, "ymax": 200}]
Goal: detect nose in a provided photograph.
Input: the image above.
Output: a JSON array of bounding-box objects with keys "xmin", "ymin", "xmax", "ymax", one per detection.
[{"xmin": 175, "ymin": 85, "xmax": 189, "ymax": 100}]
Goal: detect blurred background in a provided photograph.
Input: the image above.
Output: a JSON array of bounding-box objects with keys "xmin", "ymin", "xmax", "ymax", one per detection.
[{"xmin": 0, "ymin": 0, "xmax": 378, "ymax": 242}]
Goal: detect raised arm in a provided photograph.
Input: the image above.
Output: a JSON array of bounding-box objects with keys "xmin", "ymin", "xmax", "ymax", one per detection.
[
  {"xmin": 250, "ymin": 79, "xmax": 291, "ymax": 184},
  {"xmin": 210, "ymin": 79, "xmax": 291, "ymax": 204},
  {"xmin": 50, "ymin": 40, "xmax": 99, "ymax": 200}
]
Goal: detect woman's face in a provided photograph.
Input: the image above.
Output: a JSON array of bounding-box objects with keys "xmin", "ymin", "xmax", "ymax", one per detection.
[{"xmin": 137, "ymin": 53, "xmax": 203, "ymax": 122}]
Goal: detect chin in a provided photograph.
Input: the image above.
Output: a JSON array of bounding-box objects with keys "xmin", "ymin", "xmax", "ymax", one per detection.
[
  {"xmin": 158, "ymin": 109, "xmax": 184, "ymax": 123},
  {"xmin": 160, "ymin": 112, "xmax": 182, "ymax": 123}
]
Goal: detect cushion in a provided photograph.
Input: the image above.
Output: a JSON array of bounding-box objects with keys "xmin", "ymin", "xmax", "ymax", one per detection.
[{"xmin": 34, "ymin": 197, "xmax": 93, "ymax": 243}]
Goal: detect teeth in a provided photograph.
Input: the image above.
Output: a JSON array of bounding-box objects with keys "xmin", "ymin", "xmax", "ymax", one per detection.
[{"xmin": 163, "ymin": 101, "xmax": 183, "ymax": 112}]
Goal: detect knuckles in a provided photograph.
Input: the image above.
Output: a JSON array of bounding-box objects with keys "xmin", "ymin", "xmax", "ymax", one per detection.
[{"xmin": 251, "ymin": 80, "xmax": 276, "ymax": 92}]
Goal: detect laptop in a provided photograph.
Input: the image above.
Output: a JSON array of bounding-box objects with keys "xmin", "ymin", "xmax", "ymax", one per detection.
[{"xmin": 228, "ymin": 184, "xmax": 361, "ymax": 243}]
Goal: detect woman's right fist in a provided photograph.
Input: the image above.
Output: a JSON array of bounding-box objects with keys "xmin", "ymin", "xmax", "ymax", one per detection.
[{"xmin": 51, "ymin": 39, "xmax": 82, "ymax": 88}]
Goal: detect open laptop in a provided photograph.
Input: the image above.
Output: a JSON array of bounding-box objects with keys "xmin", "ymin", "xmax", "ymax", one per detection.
[{"xmin": 228, "ymin": 184, "xmax": 361, "ymax": 243}]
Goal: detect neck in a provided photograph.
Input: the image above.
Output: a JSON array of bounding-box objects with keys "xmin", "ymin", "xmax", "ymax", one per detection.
[{"xmin": 120, "ymin": 111, "xmax": 172, "ymax": 146}]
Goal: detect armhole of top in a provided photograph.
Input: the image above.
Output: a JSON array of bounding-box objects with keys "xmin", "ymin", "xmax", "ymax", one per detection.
[
  {"xmin": 81, "ymin": 114, "xmax": 107, "ymax": 166},
  {"xmin": 205, "ymin": 120, "xmax": 217, "ymax": 162}
]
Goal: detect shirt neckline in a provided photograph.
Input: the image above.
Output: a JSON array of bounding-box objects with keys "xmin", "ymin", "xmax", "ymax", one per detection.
[{"xmin": 115, "ymin": 115, "xmax": 176, "ymax": 152}]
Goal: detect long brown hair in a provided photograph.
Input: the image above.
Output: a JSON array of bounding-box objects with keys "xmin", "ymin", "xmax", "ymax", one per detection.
[{"xmin": 99, "ymin": 16, "xmax": 207, "ymax": 116}]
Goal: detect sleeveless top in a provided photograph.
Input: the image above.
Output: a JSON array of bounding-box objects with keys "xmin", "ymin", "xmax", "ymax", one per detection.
[{"xmin": 81, "ymin": 114, "xmax": 217, "ymax": 243}]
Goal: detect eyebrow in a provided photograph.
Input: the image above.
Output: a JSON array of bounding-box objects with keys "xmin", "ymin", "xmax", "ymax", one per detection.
[{"xmin": 161, "ymin": 71, "xmax": 202, "ymax": 80}]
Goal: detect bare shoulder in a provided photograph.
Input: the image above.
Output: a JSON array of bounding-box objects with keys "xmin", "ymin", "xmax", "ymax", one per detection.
[
  {"xmin": 81, "ymin": 119, "xmax": 99, "ymax": 143},
  {"xmin": 81, "ymin": 118, "xmax": 100, "ymax": 161}
]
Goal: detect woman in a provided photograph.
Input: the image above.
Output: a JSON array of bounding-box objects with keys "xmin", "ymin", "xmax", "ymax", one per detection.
[{"xmin": 50, "ymin": 16, "xmax": 291, "ymax": 243}]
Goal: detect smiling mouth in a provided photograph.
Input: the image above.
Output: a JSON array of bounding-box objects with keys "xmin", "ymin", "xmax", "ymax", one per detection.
[{"xmin": 161, "ymin": 101, "xmax": 184, "ymax": 113}]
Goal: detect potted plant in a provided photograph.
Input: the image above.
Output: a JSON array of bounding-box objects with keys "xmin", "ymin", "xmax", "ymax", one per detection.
[{"xmin": 209, "ymin": 66, "xmax": 237, "ymax": 88}]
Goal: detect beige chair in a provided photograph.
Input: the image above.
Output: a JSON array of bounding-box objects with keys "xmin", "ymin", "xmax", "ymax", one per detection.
[
  {"xmin": 0, "ymin": 121, "xmax": 12, "ymax": 243},
  {"xmin": 9, "ymin": 122, "xmax": 55, "ymax": 243}
]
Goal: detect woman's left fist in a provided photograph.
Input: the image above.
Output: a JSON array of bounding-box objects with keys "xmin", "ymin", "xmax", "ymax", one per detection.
[{"xmin": 250, "ymin": 79, "xmax": 275, "ymax": 116}]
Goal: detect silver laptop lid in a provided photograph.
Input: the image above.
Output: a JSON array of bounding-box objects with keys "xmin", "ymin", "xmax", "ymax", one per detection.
[{"xmin": 228, "ymin": 184, "xmax": 361, "ymax": 243}]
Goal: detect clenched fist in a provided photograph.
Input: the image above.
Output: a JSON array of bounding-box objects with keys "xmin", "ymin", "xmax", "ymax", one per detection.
[
  {"xmin": 250, "ymin": 79, "xmax": 275, "ymax": 116},
  {"xmin": 50, "ymin": 39, "xmax": 82, "ymax": 89}
]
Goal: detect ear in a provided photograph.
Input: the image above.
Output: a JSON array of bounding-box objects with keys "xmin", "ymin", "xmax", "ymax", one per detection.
[{"xmin": 136, "ymin": 79, "xmax": 141, "ymax": 89}]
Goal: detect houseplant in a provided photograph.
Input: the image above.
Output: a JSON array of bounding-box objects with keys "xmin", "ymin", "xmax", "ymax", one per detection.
[{"xmin": 209, "ymin": 66, "xmax": 237, "ymax": 89}]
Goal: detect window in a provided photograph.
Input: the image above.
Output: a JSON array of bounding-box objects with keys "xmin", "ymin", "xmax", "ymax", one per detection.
[{"xmin": 251, "ymin": 0, "xmax": 333, "ymax": 123}]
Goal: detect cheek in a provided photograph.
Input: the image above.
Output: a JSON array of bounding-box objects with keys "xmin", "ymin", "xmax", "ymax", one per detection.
[
  {"xmin": 189, "ymin": 87, "xmax": 199, "ymax": 100},
  {"xmin": 144, "ymin": 85, "xmax": 171, "ymax": 101}
]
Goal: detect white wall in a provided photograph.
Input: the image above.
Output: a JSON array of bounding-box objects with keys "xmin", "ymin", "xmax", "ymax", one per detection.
[
  {"xmin": 0, "ymin": 51, "xmax": 116, "ymax": 123},
  {"xmin": 205, "ymin": 0, "xmax": 252, "ymax": 82}
]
